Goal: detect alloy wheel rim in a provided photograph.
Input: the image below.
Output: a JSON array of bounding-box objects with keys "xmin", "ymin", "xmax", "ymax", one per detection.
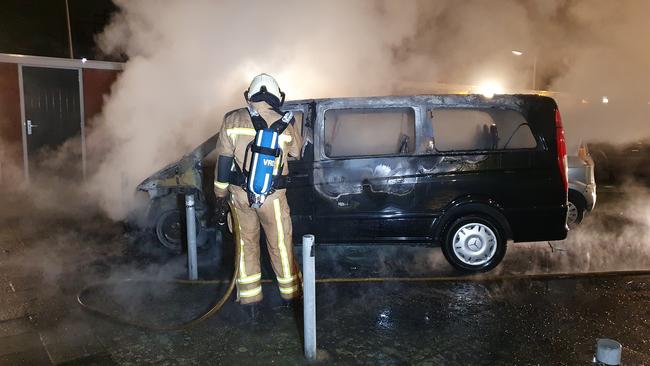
[
  {"xmin": 452, "ymin": 223, "xmax": 498, "ymax": 266},
  {"xmin": 567, "ymin": 201, "xmax": 578, "ymax": 225},
  {"xmin": 161, "ymin": 211, "xmax": 183, "ymax": 249}
]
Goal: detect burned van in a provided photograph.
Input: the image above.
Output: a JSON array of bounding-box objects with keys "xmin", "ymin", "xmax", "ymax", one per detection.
[{"xmin": 138, "ymin": 94, "xmax": 569, "ymax": 273}]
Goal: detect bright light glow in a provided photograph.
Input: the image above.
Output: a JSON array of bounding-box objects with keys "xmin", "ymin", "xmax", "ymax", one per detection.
[
  {"xmin": 476, "ymin": 81, "xmax": 505, "ymax": 98},
  {"xmin": 81, "ymin": 57, "xmax": 87, "ymax": 63},
  {"xmin": 235, "ymin": 61, "xmax": 312, "ymax": 100},
  {"xmin": 602, "ymin": 96, "xmax": 609, "ymax": 104},
  {"xmin": 581, "ymin": 98, "xmax": 589, "ymax": 104},
  {"xmin": 511, "ymin": 50, "xmax": 523, "ymax": 56}
]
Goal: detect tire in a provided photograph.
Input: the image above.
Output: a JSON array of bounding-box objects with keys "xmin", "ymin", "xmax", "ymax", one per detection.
[
  {"xmin": 441, "ymin": 214, "xmax": 507, "ymax": 273},
  {"xmin": 153, "ymin": 208, "xmax": 207, "ymax": 254},
  {"xmin": 567, "ymin": 191, "xmax": 586, "ymax": 228}
]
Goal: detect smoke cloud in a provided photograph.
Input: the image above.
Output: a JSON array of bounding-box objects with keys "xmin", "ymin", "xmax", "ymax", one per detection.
[
  {"xmin": 394, "ymin": 0, "xmax": 650, "ymax": 151},
  {"xmin": 87, "ymin": 0, "xmax": 417, "ymax": 219},
  {"xmin": 87, "ymin": 0, "xmax": 649, "ymax": 219}
]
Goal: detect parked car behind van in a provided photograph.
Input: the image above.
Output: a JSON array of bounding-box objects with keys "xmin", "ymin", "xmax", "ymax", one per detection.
[
  {"xmin": 137, "ymin": 94, "xmax": 569, "ymax": 273},
  {"xmin": 567, "ymin": 146, "xmax": 596, "ymax": 227}
]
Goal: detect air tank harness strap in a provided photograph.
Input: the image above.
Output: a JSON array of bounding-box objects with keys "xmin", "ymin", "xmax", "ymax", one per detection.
[
  {"xmin": 230, "ymin": 105, "xmax": 293, "ymax": 199},
  {"xmin": 250, "ymin": 144, "xmax": 282, "ymax": 157},
  {"xmin": 228, "ymin": 164, "xmax": 289, "ymax": 190},
  {"xmin": 246, "ymin": 104, "xmax": 295, "ymax": 132}
]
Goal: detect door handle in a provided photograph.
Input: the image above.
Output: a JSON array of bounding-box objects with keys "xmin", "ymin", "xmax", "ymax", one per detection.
[{"xmin": 27, "ymin": 120, "xmax": 38, "ymax": 135}]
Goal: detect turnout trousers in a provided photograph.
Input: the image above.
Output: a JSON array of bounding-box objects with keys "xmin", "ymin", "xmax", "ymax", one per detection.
[{"xmin": 229, "ymin": 186, "xmax": 300, "ymax": 305}]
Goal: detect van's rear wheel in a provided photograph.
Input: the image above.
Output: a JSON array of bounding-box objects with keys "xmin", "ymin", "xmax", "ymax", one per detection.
[{"xmin": 441, "ymin": 215, "xmax": 506, "ymax": 273}]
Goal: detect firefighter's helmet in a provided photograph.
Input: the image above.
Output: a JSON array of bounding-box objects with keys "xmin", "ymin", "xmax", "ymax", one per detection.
[{"xmin": 245, "ymin": 73, "xmax": 285, "ymax": 107}]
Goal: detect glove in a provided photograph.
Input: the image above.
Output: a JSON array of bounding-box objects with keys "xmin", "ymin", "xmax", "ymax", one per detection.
[
  {"xmin": 213, "ymin": 196, "xmax": 229, "ymax": 227},
  {"xmin": 215, "ymin": 196, "xmax": 227, "ymax": 208}
]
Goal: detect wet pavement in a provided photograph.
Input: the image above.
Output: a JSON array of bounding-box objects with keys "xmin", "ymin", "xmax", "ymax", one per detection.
[{"xmin": 1, "ymin": 189, "xmax": 650, "ymax": 365}]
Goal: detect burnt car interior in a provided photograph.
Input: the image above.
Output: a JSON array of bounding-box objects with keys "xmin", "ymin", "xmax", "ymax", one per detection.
[
  {"xmin": 323, "ymin": 107, "xmax": 415, "ymax": 158},
  {"xmin": 429, "ymin": 108, "xmax": 537, "ymax": 152}
]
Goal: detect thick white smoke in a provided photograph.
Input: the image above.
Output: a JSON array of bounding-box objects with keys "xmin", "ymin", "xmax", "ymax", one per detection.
[
  {"xmin": 87, "ymin": 0, "xmax": 417, "ymax": 219},
  {"xmin": 396, "ymin": 1, "xmax": 650, "ymax": 151},
  {"xmin": 548, "ymin": 0, "xmax": 650, "ymax": 150},
  {"xmin": 88, "ymin": 0, "xmax": 650, "ymax": 219}
]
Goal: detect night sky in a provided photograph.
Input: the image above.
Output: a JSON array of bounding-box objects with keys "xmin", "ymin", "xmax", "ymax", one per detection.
[{"xmin": 0, "ymin": 0, "xmax": 118, "ymax": 60}]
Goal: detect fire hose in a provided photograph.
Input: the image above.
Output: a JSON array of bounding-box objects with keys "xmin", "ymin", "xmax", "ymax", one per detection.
[
  {"xmin": 77, "ymin": 200, "xmax": 650, "ymax": 331},
  {"xmin": 77, "ymin": 198, "xmax": 304, "ymax": 331},
  {"xmin": 77, "ymin": 237, "xmax": 242, "ymax": 331},
  {"xmin": 77, "ymin": 243, "xmax": 650, "ymax": 332}
]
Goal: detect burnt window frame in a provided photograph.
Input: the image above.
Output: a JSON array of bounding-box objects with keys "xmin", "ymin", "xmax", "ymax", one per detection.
[
  {"xmin": 281, "ymin": 101, "xmax": 314, "ymax": 161},
  {"xmin": 424, "ymin": 106, "xmax": 539, "ymax": 155},
  {"xmin": 318, "ymin": 104, "xmax": 421, "ymax": 161},
  {"xmin": 281, "ymin": 102, "xmax": 311, "ymax": 138}
]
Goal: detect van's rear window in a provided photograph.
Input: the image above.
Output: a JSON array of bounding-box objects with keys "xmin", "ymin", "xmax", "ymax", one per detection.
[
  {"xmin": 324, "ymin": 107, "xmax": 415, "ymax": 158},
  {"xmin": 429, "ymin": 108, "xmax": 537, "ymax": 152}
]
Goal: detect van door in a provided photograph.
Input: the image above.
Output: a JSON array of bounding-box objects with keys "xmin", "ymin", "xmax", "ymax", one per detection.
[
  {"xmin": 284, "ymin": 103, "xmax": 315, "ymax": 238},
  {"xmin": 311, "ymin": 103, "xmax": 427, "ymax": 243},
  {"xmin": 425, "ymin": 106, "xmax": 541, "ymax": 238}
]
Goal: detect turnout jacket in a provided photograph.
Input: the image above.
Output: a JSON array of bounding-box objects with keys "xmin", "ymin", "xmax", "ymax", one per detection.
[{"xmin": 213, "ymin": 101, "xmax": 302, "ymax": 198}]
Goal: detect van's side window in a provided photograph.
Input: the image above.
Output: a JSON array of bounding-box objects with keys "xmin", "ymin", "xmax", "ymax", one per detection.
[
  {"xmin": 429, "ymin": 108, "xmax": 537, "ymax": 152},
  {"xmin": 324, "ymin": 108, "xmax": 415, "ymax": 158}
]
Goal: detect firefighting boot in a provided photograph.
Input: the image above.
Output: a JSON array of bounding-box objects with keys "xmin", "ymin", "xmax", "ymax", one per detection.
[
  {"xmin": 243, "ymin": 303, "xmax": 260, "ymax": 323},
  {"xmin": 280, "ymin": 298, "xmax": 301, "ymax": 311},
  {"xmin": 276, "ymin": 298, "xmax": 302, "ymax": 320}
]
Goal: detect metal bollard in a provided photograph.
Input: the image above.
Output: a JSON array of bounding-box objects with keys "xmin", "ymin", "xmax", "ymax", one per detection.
[
  {"xmin": 186, "ymin": 193, "xmax": 198, "ymax": 280},
  {"xmin": 120, "ymin": 172, "xmax": 127, "ymax": 215},
  {"xmin": 594, "ymin": 338, "xmax": 622, "ymax": 365},
  {"xmin": 302, "ymin": 234, "xmax": 317, "ymax": 362}
]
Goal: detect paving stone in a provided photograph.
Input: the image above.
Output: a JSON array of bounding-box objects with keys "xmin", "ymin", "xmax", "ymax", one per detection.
[
  {"xmin": 0, "ymin": 331, "xmax": 45, "ymax": 357},
  {"xmin": 40, "ymin": 329, "xmax": 105, "ymax": 365},
  {"xmin": 56, "ymin": 352, "xmax": 117, "ymax": 366},
  {"xmin": 0, "ymin": 293, "xmax": 32, "ymax": 322},
  {"xmin": 0, "ymin": 348, "xmax": 51, "ymax": 366},
  {"xmin": 0, "ymin": 273, "xmax": 41, "ymax": 293},
  {"xmin": 0, "ymin": 318, "xmax": 33, "ymax": 338}
]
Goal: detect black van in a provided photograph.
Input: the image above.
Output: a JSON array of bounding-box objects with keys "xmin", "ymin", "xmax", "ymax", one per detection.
[{"xmin": 137, "ymin": 94, "xmax": 569, "ymax": 273}]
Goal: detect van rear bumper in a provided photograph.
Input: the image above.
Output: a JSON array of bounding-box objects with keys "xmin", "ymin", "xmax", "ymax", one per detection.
[{"xmin": 506, "ymin": 206, "xmax": 568, "ymax": 242}]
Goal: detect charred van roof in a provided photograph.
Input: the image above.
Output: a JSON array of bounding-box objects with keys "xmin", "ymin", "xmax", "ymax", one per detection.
[{"xmin": 282, "ymin": 94, "xmax": 554, "ymax": 109}]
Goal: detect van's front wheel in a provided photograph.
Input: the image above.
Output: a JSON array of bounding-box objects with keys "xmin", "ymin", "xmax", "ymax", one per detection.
[
  {"xmin": 154, "ymin": 208, "xmax": 207, "ymax": 254},
  {"xmin": 441, "ymin": 215, "xmax": 507, "ymax": 273}
]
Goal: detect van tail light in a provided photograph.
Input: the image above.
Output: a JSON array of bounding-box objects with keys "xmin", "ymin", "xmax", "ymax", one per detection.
[{"xmin": 555, "ymin": 108, "xmax": 568, "ymax": 194}]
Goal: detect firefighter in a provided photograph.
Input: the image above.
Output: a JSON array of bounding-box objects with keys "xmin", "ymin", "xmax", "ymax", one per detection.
[{"xmin": 213, "ymin": 74, "xmax": 302, "ymax": 319}]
